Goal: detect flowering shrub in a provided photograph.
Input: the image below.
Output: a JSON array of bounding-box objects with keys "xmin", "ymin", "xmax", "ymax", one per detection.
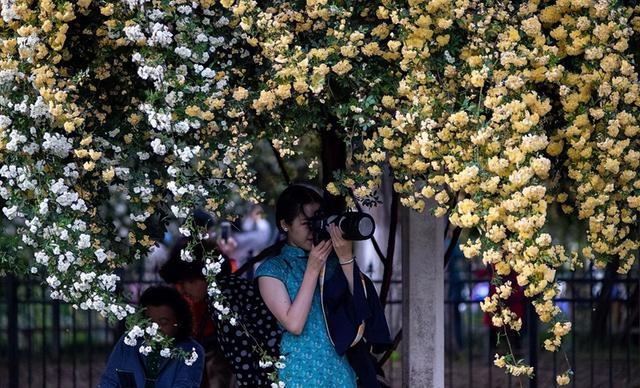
[
  {"xmin": 0, "ymin": 0, "xmax": 269, "ymax": 374},
  {"xmin": 332, "ymin": 0, "xmax": 640, "ymax": 382},
  {"xmin": 1, "ymin": 0, "xmax": 640, "ymax": 384}
]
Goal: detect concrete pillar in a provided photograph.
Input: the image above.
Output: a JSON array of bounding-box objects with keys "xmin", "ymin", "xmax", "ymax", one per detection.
[{"xmin": 402, "ymin": 202, "xmax": 445, "ymax": 388}]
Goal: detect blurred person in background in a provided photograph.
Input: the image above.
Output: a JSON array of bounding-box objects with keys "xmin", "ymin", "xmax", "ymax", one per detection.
[
  {"xmin": 229, "ymin": 204, "xmax": 273, "ymax": 279},
  {"xmin": 160, "ymin": 232, "xmax": 281, "ymax": 387},
  {"xmin": 160, "ymin": 235, "xmax": 235, "ymax": 388}
]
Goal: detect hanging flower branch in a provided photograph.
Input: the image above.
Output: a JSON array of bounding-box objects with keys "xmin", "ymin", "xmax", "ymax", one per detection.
[{"xmin": 1, "ymin": 0, "xmax": 640, "ymax": 385}]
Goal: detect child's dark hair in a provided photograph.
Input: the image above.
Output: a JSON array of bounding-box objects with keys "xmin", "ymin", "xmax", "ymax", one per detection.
[
  {"xmin": 159, "ymin": 236, "xmax": 231, "ymax": 284},
  {"xmin": 139, "ymin": 286, "xmax": 193, "ymax": 342}
]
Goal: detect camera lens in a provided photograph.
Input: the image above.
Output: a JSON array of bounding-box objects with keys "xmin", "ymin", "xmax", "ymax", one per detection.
[
  {"xmin": 337, "ymin": 212, "xmax": 375, "ymax": 240},
  {"xmin": 355, "ymin": 216, "xmax": 374, "ymax": 237}
]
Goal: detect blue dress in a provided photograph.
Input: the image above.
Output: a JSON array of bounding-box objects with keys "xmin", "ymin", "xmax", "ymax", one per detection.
[{"xmin": 255, "ymin": 244, "xmax": 357, "ymax": 388}]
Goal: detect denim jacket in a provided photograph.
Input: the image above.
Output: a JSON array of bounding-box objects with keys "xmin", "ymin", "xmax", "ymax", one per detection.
[{"xmin": 98, "ymin": 335, "xmax": 204, "ymax": 388}]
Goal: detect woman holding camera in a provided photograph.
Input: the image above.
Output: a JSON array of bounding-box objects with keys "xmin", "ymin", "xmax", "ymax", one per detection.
[{"xmin": 256, "ymin": 185, "xmax": 391, "ymax": 387}]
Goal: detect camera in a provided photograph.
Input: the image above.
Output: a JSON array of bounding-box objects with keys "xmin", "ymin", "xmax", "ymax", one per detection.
[{"xmin": 309, "ymin": 211, "xmax": 376, "ymax": 244}]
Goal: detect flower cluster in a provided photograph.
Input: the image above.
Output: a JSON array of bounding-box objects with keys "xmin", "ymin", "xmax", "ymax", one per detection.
[
  {"xmin": 0, "ymin": 0, "xmax": 268, "ymax": 371},
  {"xmin": 124, "ymin": 320, "xmax": 196, "ymax": 365},
  {"xmin": 328, "ymin": 0, "xmax": 640, "ymax": 382},
  {"xmin": 493, "ymin": 354, "xmax": 534, "ymax": 377}
]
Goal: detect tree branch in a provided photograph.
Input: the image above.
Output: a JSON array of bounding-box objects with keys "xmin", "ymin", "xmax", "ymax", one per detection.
[
  {"xmin": 444, "ymin": 226, "xmax": 462, "ymax": 269},
  {"xmin": 379, "ymin": 189, "xmax": 399, "ymax": 308},
  {"xmin": 268, "ymin": 139, "xmax": 291, "ymax": 186}
]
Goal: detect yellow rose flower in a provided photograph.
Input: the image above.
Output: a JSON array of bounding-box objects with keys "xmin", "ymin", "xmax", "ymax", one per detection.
[
  {"xmin": 102, "ymin": 167, "xmax": 115, "ymax": 183},
  {"xmin": 381, "ymin": 95, "xmax": 395, "ymax": 109},
  {"xmin": 100, "ymin": 4, "xmax": 114, "ymax": 16},
  {"xmin": 556, "ymin": 374, "xmax": 570, "ymax": 386},
  {"xmin": 220, "ymin": 0, "xmax": 234, "ymax": 8},
  {"xmin": 361, "ymin": 42, "xmax": 380, "ymax": 56},
  {"xmin": 340, "ymin": 45, "xmax": 357, "ymax": 58},
  {"xmin": 493, "ymin": 355, "xmax": 506, "ymax": 368},
  {"xmin": 74, "ymin": 149, "xmax": 88, "ymax": 158},
  {"xmin": 331, "ymin": 60, "xmax": 352, "ymax": 76},
  {"xmin": 375, "ymin": 6, "xmax": 389, "ymax": 19},
  {"xmin": 89, "ymin": 150, "xmax": 102, "ymax": 161},
  {"xmin": 495, "ymin": 261, "xmax": 511, "ymax": 275},
  {"xmin": 435, "ymin": 34, "xmax": 450, "ymax": 46},
  {"xmin": 83, "ymin": 161, "xmax": 95, "ymax": 171},
  {"xmin": 326, "ymin": 182, "xmax": 340, "ymax": 196},
  {"xmin": 63, "ymin": 121, "xmax": 75, "ymax": 133}
]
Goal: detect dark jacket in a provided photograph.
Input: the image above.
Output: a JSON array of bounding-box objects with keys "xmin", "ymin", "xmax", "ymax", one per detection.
[
  {"xmin": 99, "ymin": 335, "xmax": 204, "ymax": 388},
  {"xmin": 321, "ymin": 262, "xmax": 393, "ymax": 387}
]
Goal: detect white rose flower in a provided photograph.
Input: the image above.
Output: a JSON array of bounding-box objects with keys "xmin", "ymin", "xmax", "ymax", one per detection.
[
  {"xmin": 2, "ymin": 205, "xmax": 18, "ymax": 220},
  {"xmin": 180, "ymin": 250, "xmax": 193, "ymax": 262},
  {"xmin": 95, "ymin": 249, "xmax": 108, "ymax": 263},
  {"xmin": 123, "ymin": 24, "xmax": 145, "ymax": 42},
  {"xmin": 150, "ymin": 138, "xmax": 167, "ymax": 155},
  {"xmin": 124, "ymin": 336, "xmax": 137, "ymax": 346},
  {"xmin": 35, "ymin": 251, "xmax": 49, "ymax": 265},
  {"xmin": 174, "ymin": 46, "xmax": 192, "ymax": 59},
  {"xmin": 128, "ymin": 325, "xmax": 144, "ymax": 339},
  {"xmin": 184, "ymin": 348, "xmax": 199, "ymax": 366},
  {"xmin": 46, "ymin": 275, "xmax": 61, "ymax": 288},
  {"xmin": 0, "ymin": 114, "xmax": 12, "ymax": 129},
  {"xmin": 77, "ymin": 234, "xmax": 91, "ymax": 249},
  {"xmin": 146, "ymin": 322, "xmax": 159, "ymax": 336}
]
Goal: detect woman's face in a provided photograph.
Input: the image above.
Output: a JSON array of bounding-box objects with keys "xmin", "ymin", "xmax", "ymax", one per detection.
[
  {"xmin": 281, "ymin": 202, "xmax": 321, "ymax": 252},
  {"xmin": 146, "ymin": 305, "xmax": 178, "ymax": 338}
]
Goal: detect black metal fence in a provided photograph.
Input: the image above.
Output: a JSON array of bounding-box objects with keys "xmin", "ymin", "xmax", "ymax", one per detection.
[
  {"xmin": 444, "ymin": 261, "xmax": 640, "ymax": 388},
  {"xmin": 0, "ymin": 275, "xmax": 126, "ymax": 388},
  {"xmin": 2, "ymin": 263, "xmax": 639, "ymax": 388}
]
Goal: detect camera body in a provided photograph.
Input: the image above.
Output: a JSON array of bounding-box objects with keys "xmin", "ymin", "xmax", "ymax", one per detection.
[{"xmin": 309, "ymin": 211, "xmax": 376, "ymax": 244}]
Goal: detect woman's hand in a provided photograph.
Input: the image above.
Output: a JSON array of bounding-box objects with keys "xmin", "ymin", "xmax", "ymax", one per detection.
[
  {"xmin": 216, "ymin": 235, "xmax": 237, "ymax": 257},
  {"xmin": 307, "ymin": 239, "xmax": 332, "ymax": 273},
  {"xmin": 329, "ymin": 224, "xmax": 353, "ymax": 261},
  {"xmin": 259, "ymin": 237, "xmax": 332, "ymax": 336}
]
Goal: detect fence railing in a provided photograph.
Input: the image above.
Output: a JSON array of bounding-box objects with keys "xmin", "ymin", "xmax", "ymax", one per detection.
[
  {"xmin": 444, "ymin": 264, "xmax": 640, "ymax": 388},
  {"xmin": 2, "ymin": 266, "xmax": 639, "ymax": 388},
  {"xmin": 0, "ymin": 275, "xmax": 130, "ymax": 388}
]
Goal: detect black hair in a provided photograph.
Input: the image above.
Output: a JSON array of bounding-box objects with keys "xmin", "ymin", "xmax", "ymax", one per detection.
[
  {"xmin": 252, "ymin": 184, "xmax": 324, "ymax": 262},
  {"xmin": 159, "ymin": 236, "xmax": 231, "ymax": 284},
  {"xmin": 275, "ymin": 184, "xmax": 324, "ymax": 233},
  {"xmin": 139, "ymin": 286, "xmax": 192, "ymax": 342}
]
